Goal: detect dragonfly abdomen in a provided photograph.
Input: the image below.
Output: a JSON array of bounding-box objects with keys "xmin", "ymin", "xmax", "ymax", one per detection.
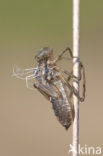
[{"xmin": 51, "ymin": 80, "xmax": 73, "ymax": 130}]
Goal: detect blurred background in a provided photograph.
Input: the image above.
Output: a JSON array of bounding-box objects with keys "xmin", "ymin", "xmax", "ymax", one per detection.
[{"xmin": 0, "ymin": 0, "xmax": 103, "ymax": 156}]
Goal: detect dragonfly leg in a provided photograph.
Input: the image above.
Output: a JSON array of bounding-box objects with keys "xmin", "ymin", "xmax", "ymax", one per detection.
[
  {"xmin": 72, "ymin": 61, "xmax": 86, "ymax": 102},
  {"xmin": 54, "ymin": 47, "xmax": 73, "ymax": 63}
]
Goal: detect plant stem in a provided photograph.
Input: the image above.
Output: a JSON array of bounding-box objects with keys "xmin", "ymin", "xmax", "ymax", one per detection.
[{"xmin": 72, "ymin": 0, "xmax": 80, "ymax": 156}]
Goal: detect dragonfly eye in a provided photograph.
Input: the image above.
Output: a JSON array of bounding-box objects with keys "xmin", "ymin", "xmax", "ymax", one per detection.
[{"xmin": 35, "ymin": 47, "xmax": 53, "ymax": 62}]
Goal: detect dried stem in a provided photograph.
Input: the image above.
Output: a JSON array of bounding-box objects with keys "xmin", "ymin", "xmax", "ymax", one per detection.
[{"xmin": 72, "ymin": 0, "xmax": 80, "ymax": 156}]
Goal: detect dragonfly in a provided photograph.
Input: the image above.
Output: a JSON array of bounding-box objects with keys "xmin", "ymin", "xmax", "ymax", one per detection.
[{"xmin": 13, "ymin": 47, "xmax": 86, "ymax": 130}]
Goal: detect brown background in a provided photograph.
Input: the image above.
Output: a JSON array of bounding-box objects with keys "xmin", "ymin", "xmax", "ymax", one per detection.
[{"xmin": 0, "ymin": 0, "xmax": 103, "ymax": 156}]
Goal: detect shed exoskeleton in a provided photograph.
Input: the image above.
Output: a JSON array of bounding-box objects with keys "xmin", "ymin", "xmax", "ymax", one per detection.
[{"xmin": 13, "ymin": 47, "xmax": 86, "ymax": 130}]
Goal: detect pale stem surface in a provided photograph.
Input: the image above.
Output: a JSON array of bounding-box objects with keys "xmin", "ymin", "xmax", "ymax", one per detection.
[{"xmin": 73, "ymin": 0, "xmax": 80, "ymax": 156}]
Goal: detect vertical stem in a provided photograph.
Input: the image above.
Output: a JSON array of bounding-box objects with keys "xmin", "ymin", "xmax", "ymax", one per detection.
[{"xmin": 73, "ymin": 0, "xmax": 80, "ymax": 156}]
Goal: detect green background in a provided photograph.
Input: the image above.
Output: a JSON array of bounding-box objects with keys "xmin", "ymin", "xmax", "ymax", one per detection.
[{"xmin": 0, "ymin": 0, "xmax": 103, "ymax": 156}]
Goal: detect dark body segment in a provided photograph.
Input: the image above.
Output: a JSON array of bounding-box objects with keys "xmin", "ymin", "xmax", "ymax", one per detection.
[{"xmin": 51, "ymin": 97, "xmax": 73, "ymax": 129}]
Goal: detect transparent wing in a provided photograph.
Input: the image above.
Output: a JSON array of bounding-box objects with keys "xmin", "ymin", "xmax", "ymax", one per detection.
[{"xmin": 12, "ymin": 65, "xmax": 38, "ymax": 89}]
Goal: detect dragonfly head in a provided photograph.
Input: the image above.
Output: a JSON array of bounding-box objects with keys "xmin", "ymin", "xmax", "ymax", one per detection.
[{"xmin": 35, "ymin": 47, "xmax": 53, "ymax": 63}]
